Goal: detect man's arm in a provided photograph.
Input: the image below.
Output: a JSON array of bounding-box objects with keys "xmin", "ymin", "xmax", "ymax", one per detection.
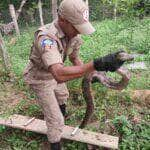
[
  {"xmin": 38, "ymin": 36, "xmax": 125, "ymax": 83},
  {"xmin": 49, "ymin": 61, "xmax": 94, "ymax": 83},
  {"xmin": 69, "ymin": 35, "xmax": 83, "ymax": 66},
  {"xmin": 50, "ymin": 51, "xmax": 126, "ymax": 83},
  {"xmin": 69, "ymin": 52, "xmax": 83, "ymax": 66}
]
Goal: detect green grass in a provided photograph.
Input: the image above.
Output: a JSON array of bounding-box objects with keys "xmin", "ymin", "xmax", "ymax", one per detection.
[{"xmin": 0, "ymin": 17, "xmax": 150, "ymax": 150}]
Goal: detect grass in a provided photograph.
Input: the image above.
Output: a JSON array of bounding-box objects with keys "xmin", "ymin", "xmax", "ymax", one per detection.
[{"xmin": 0, "ymin": 17, "xmax": 150, "ymax": 150}]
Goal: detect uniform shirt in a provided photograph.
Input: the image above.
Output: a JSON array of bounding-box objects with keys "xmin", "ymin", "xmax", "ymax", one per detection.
[{"xmin": 23, "ymin": 20, "xmax": 83, "ymax": 84}]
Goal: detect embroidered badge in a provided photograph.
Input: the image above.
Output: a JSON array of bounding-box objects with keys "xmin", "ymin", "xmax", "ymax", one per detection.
[
  {"xmin": 41, "ymin": 39, "xmax": 57, "ymax": 48},
  {"xmin": 83, "ymin": 10, "xmax": 89, "ymax": 22}
]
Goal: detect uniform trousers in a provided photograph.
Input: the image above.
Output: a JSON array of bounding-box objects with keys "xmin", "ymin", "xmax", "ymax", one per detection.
[{"xmin": 30, "ymin": 80, "xmax": 69, "ymax": 143}]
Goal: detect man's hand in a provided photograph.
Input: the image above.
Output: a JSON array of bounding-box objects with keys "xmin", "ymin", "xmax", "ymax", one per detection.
[{"xmin": 93, "ymin": 51, "xmax": 125, "ymax": 72}]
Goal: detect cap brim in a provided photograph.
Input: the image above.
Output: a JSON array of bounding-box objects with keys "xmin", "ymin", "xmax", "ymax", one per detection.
[{"xmin": 74, "ymin": 22, "xmax": 95, "ymax": 35}]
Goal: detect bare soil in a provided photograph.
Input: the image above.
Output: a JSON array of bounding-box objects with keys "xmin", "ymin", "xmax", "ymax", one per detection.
[{"xmin": 0, "ymin": 81, "xmax": 26, "ymax": 115}]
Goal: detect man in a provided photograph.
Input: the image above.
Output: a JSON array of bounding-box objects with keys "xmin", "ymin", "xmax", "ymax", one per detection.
[{"xmin": 23, "ymin": 0, "xmax": 125, "ymax": 149}]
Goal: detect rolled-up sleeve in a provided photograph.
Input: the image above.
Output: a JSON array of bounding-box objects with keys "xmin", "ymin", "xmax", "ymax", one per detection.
[{"xmin": 38, "ymin": 36, "xmax": 63, "ymax": 69}]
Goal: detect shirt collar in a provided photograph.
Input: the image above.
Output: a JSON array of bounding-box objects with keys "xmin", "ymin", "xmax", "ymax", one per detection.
[{"xmin": 54, "ymin": 19, "xmax": 65, "ymax": 39}]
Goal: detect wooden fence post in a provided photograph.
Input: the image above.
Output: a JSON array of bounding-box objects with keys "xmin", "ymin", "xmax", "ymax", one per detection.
[
  {"xmin": 0, "ymin": 32, "xmax": 11, "ymax": 72},
  {"xmin": 38, "ymin": 0, "xmax": 44, "ymax": 26},
  {"xmin": 52, "ymin": 0, "xmax": 58, "ymax": 20},
  {"xmin": 0, "ymin": 0, "xmax": 27, "ymax": 35},
  {"xmin": 114, "ymin": 0, "xmax": 117, "ymax": 21},
  {"xmin": 9, "ymin": 4, "xmax": 20, "ymax": 36}
]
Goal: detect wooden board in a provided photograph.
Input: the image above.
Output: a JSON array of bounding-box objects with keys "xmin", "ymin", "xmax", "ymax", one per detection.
[{"xmin": 0, "ymin": 114, "xmax": 119, "ymax": 149}]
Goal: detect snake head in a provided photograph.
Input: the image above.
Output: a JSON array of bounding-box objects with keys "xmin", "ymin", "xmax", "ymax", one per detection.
[{"xmin": 117, "ymin": 51, "xmax": 134, "ymax": 62}]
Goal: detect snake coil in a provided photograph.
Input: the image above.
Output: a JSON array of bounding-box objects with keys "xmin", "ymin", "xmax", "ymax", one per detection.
[{"xmin": 80, "ymin": 52, "xmax": 134, "ymax": 128}]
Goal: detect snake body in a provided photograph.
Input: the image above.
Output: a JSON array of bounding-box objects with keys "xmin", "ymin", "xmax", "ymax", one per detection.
[{"xmin": 80, "ymin": 52, "xmax": 134, "ymax": 128}]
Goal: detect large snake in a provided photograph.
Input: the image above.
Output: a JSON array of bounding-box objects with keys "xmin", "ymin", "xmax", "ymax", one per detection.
[{"xmin": 80, "ymin": 52, "xmax": 134, "ymax": 128}]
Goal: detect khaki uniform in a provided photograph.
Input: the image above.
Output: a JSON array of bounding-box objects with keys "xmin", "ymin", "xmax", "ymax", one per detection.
[{"xmin": 23, "ymin": 20, "xmax": 82, "ymax": 143}]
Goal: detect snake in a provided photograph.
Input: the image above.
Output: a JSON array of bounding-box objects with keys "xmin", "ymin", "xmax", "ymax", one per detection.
[{"xmin": 80, "ymin": 52, "xmax": 134, "ymax": 128}]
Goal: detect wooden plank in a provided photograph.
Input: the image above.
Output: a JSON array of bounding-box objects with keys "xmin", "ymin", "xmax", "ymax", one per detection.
[{"xmin": 0, "ymin": 114, "xmax": 119, "ymax": 149}]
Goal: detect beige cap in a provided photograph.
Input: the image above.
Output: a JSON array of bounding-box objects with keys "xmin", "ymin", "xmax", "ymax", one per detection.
[{"xmin": 58, "ymin": 0, "xmax": 95, "ymax": 35}]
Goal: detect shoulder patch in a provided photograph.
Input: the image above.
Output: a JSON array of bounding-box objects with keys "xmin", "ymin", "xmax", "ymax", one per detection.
[{"xmin": 41, "ymin": 39, "xmax": 57, "ymax": 48}]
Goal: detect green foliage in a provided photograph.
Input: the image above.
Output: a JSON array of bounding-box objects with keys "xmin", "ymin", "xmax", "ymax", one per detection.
[
  {"xmin": 113, "ymin": 115, "xmax": 132, "ymax": 136},
  {"xmin": 63, "ymin": 141, "xmax": 87, "ymax": 150},
  {"xmin": 4, "ymin": 27, "xmax": 36, "ymax": 77},
  {"xmin": 27, "ymin": 104, "xmax": 41, "ymax": 116},
  {"xmin": 0, "ymin": 0, "xmax": 149, "ymax": 25},
  {"xmin": 88, "ymin": 0, "xmax": 150, "ymax": 21},
  {"xmin": 0, "ymin": 18, "xmax": 149, "ymax": 149},
  {"xmin": 5, "ymin": 130, "xmax": 40, "ymax": 150},
  {"xmin": 113, "ymin": 116, "xmax": 150, "ymax": 150},
  {"xmin": 0, "ymin": 125, "xmax": 6, "ymax": 133},
  {"xmin": 79, "ymin": 18, "xmax": 150, "ymax": 74},
  {"xmin": 4, "ymin": 18, "xmax": 149, "ymax": 80}
]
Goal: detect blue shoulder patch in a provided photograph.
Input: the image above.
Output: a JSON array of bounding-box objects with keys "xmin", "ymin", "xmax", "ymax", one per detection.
[{"xmin": 41, "ymin": 39, "xmax": 56, "ymax": 48}]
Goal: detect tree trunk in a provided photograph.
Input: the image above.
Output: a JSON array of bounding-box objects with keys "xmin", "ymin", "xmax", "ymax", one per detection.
[
  {"xmin": 9, "ymin": 4, "xmax": 20, "ymax": 36},
  {"xmin": 0, "ymin": 32, "xmax": 11, "ymax": 72},
  {"xmin": 114, "ymin": 0, "xmax": 117, "ymax": 21},
  {"xmin": 52, "ymin": 0, "xmax": 58, "ymax": 20},
  {"xmin": 38, "ymin": 0, "xmax": 44, "ymax": 26},
  {"xmin": 16, "ymin": 0, "xmax": 27, "ymax": 19}
]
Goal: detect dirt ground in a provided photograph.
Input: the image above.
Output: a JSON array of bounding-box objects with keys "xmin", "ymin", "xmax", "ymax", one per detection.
[
  {"xmin": 0, "ymin": 80, "xmax": 150, "ymax": 150},
  {"xmin": 0, "ymin": 81, "xmax": 26, "ymax": 115}
]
